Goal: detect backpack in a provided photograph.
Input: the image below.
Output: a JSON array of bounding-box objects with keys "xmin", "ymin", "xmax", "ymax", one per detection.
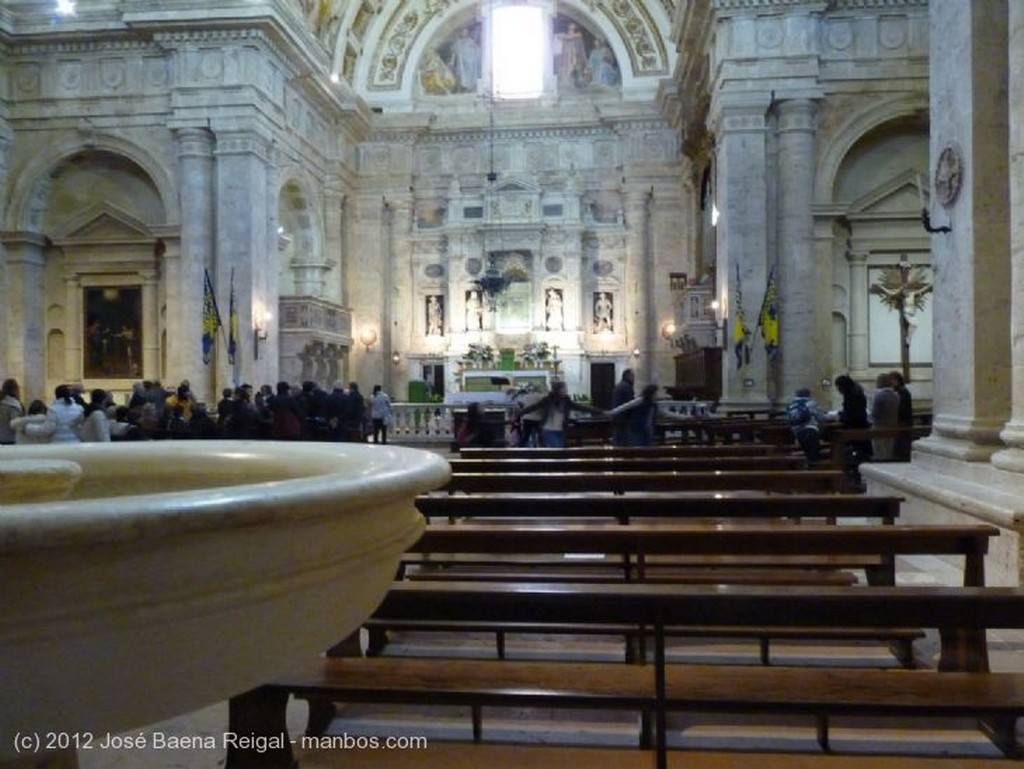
[{"xmin": 786, "ymin": 399, "xmax": 812, "ymax": 427}]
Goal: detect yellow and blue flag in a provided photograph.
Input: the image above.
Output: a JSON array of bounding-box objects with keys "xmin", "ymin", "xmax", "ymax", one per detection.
[
  {"xmin": 202, "ymin": 269, "xmax": 222, "ymax": 365},
  {"xmin": 227, "ymin": 268, "xmax": 237, "ymax": 365},
  {"xmin": 758, "ymin": 265, "xmax": 779, "ymax": 358},
  {"xmin": 732, "ymin": 264, "xmax": 751, "ymax": 369}
]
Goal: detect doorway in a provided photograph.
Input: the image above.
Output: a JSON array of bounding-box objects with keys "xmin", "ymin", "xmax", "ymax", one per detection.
[{"xmin": 589, "ymin": 362, "xmax": 616, "ymax": 409}]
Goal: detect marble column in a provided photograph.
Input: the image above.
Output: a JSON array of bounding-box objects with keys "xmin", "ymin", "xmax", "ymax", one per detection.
[
  {"xmin": 845, "ymin": 251, "xmax": 870, "ymax": 380},
  {"xmin": 992, "ymin": 1, "xmax": 1024, "ymax": 471},
  {"xmin": 63, "ymin": 273, "xmax": 83, "ymax": 385},
  {"xmin": 712, "ymin": 97, "xmax": 771, "ymax": 406},
  {"xmin": 214, "ymin": 129, "xmax": 273, "ymax": 390},
  {"xmin": 775, "ymin": 98, "xmax": 819, "ymax": 400},
  {"xmin": 623, "ymin": 186, "xmax": 652, "ymax": 382},
  {"xmin": 172, "ymin": 127, "xmax": 215, "ymax": 401},
  {"xmin": 1, "ymin": 233, "xmax": 47, "ymax": 400},
  {"xmin": 386, "ymin": 193, "xmax": 413, "ymax": 396},
  {"xmin": 917, "ymin": 0, "xmax": 1011, "ymax": 461},
  {"xmin": 140, "ymin": 268, "xmax": 160, "ymax": 382},
  {"xmin": 324, "ymin": 175, "xmax": 346, "ymax": 306}
]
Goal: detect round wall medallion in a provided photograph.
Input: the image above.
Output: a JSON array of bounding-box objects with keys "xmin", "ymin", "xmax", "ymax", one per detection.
[
  {"xmin": 465, "ymin": 257, "xmax": 482, "ymax": 276},
  {"xmin": 545, "ymin": 256, "xmax": 563, "ymax": 274},
  {"xmin": 934, "ymin": 146, "xmax": 963, "ymax": 209}
]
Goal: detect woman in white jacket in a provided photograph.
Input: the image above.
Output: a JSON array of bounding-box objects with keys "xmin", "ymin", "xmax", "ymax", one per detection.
[
  {"xmin": 11, "ymin": 400, "xmax": 57, "ymax": 444},
  {"xmin": 79, "ymin": 388, "xmax": 112, "ymax": 442},
  {"xmin": 47, "ymin": 384, "xmax": 85, "ymax": 443}
]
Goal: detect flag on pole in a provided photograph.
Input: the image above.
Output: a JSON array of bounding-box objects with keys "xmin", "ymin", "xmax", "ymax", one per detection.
[
  {"xmin": 732, "ymin": 263, "xmax": 751, "ymax": 369},
  {"xmin": 227, "ymin": 268, "xmax": 238, "ymax": 366},
  {"xmin": 758, "ymin": 265, "xmax": 780, "ymax": 359},
  {"xmin": 202, "ymin": 269, "xmax": 222, "ymax": 365}
]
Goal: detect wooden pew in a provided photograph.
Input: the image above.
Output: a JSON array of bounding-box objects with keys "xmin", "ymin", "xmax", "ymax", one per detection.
[
  {"xmin": 449, "ymin": 455, "xmax": 808, "ymax": 474},
  {"xmin": 460, "ymin": 444, "xmax": 786, "ymax": 458},
  {"xmin": 441, "ymin": 469, "xmax": 850, "ymax": 494},
  {"xmin": 406, "ymin": 522, "xmax": 994, "ymax": 587},
  {"xmin": 829, "ymin": 425, "xmax": 933, "ymax": 467},
  {"xmin": 415, "ymin": 492, "xmax": 902, "ymax": 524},
  {"xmin": 228, "ymin": 583, "xmax": 1024, "ymax": 769},
  {"xmin": 380, "ymin": 522, "xmax": 993, "ymax": 663}
]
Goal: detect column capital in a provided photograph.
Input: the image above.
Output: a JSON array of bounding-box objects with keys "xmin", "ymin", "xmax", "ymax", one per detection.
[
  {"xmin": 175, "ymin": 127, "xmax": 215, "ymax": 158},
  {"xmin": 775, "ymin": 98, "xmax": 818, "ymax": 133}
]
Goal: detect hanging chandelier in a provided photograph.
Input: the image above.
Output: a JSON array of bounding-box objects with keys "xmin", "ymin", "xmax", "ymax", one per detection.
[
  {"xmin": 473, "ymin": 253, "xmax": 511, "ymax": 310},
  {"xmin": 473, "ymin": 75, "xmax": 511, "ymax": 312}
]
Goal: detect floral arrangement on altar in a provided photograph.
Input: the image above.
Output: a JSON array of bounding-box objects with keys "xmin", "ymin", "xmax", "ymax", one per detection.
[
  {"xmin": 520, "ymin": 342, "xmax": 551, "ymax": 366},
  {"xmin": 462, "ymin": 343, "xmax": 496, "ymax": 367}
]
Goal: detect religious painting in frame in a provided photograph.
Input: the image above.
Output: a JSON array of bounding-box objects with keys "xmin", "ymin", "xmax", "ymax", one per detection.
[
  {"xmin": 83, "ymin": 286, "xmax": 143, "ymax": 378},
  {"xmin": 867, "ymin": 264, "xmax": 933, "ymax": 368}
]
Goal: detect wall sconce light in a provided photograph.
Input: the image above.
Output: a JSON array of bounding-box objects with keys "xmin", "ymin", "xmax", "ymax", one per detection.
[
  {"xmin": 253, "ymin": 311, "xmax": 271, "ymax": 360},
  {"xmin": 660, "ymin": 321, "xmax": 677, "ymax": 344},
  {"xmin": 632, "ymin": 346, "xmax": 641, "ymax": 359},
  {"xmin": 358, "ymin": 327, "xmax": 378, "ymax": 352},
  {"xmin": 391, "ymin": 350, "xmax": 401, "ymax": 365}
]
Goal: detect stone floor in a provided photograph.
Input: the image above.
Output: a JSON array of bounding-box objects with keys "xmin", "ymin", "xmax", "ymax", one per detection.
[{"xmin": 74, "ymin": 551, "xmax": 1024, "ymax": 769}]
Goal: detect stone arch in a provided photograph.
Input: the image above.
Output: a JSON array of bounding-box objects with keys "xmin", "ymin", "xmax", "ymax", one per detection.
[
  {"xmin": 7, "ymin": 133, "xmax": 176, "ymax": 232},
  {"xmin": 815, "ymin": 94, "xmax": 929, "ymax": 205},
  {"xmin": 358, "ymin": 0, "xmax": 669, "ymax": 103}
]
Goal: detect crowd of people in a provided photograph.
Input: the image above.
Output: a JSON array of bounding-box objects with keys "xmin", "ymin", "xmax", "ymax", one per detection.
[
  {"xmin": 786, "ymin": 370, "xmax": 914, "ymax": 483},
  {"xmin": 461, "ymin": 370, "xmax": 688, "ymax": 450},
  {"xmin": 0, "ymin": 378, "xmax": 395, "ymax": 445}
]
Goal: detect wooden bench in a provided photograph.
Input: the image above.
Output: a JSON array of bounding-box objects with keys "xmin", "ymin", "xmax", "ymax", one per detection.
[
  {"xmin": 228, "ymin": 583, "xmax": 1024, "ymax": 769},
  {"xmin": 405, "ymin": 522, "xmax": 994, "ymax": 587},
  {"xmin": 441, "ymin": 469, "xmax": 850, "ymax": 494},
  {"xmin": 378, "ymin": 522, "xmax": 994, "ymax": 664},
  {"xmin": 829, "ymin": 426, "xmax": 933, "ymax": 467},
  {"xmin": 449, "ymin": 455, "xmax": 808, "ymax": 474},
  {"xmin": 290, "ymin": 742, "xmax": 1020, "ymax": 769},
  {"xmin": 460, "ymin": 444, "xmax": 786, "ymax": 459},
  {"xmin": 415, "ymin": 492, "xmax": 903, "ymax": 524}
]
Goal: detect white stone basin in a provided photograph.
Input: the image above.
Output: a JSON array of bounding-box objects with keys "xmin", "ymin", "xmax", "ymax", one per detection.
[{"xmin": 0, "ymin": 440, "xmax": 450, "ymax": 761}]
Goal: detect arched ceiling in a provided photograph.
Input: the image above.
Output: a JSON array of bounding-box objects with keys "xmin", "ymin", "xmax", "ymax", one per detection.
[{"xmin": 290, "ymin": 0, "xmax": 676, "ymax": 105}]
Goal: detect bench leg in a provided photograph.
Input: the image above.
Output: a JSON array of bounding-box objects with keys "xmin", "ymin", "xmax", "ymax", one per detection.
[
  {"xmin": 496, "ymin": 630, "xmax": 506, "ymax": 660},
  {"xmin": 938, "ymin": 627, "xmax": 990, "ymax": 672},
  {"xmin": 471, "ymin": 705, "xmax": 483, "ymax": 742},
  {"xmin": 326, "ymin": 629, "xmax": 364, "ymax": 658},
  {"xmin": 364, "ymin": 626, "xmax": 389, "ymax": 657},
  {"xmin": 625, "ymin": 630, "xmax": 641, "ymax": 664},
  {"xmin": 815, "ymin": 713, "xmax": 830, "ymax": 752},
  {"xmin": 225, "ymin": 686, "xmax": 295, "ymax": 769},
  {"xmin": 979, "ymin": 716, "xmax": 1022, "ymax": 758},
  {"xmin": 759, "ymin": 637, "xmax": 770, "ymax": 665},
  {"xmin": 889, "ymin": 637, "xmax": 916, "ymax": 669},
  {"xmin": 639, "ymin": 709, "xmax": 652, "ymax": 748},
  {"xmin": 304, "ymin": 695, "xmax": 337, "ymax": 737}
]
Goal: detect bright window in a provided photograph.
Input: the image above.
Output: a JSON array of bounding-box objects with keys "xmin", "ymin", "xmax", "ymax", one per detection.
[{"xmin": 492, "ymin": 5, "xmax": 544, "ymax": 98}]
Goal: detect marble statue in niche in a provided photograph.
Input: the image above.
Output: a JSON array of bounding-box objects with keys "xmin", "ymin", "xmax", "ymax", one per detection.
[
  {"xmin": 545, "ymin": 288, "xmax": 564, "ymax": 331},
  {"xmin": 426, "ymin": 295, "xmax": 444, "ymax": 336},
  {"xmin": 593, "ymin": 291, "xmax": 614, "ymax": 333},
  {"xmin": 465, "ymin": 290, "xmax": 484, "ymax": 331}
]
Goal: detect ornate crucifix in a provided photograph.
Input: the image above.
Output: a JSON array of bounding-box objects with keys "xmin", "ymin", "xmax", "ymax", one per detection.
[{"xmin": 869, "ymin": 258, "xmax": 933, "ymax": 383}]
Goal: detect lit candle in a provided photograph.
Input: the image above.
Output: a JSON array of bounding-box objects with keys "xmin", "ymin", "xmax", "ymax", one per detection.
[{"xmin": 915, "ymin": 173, "xmax": 925, "ymax": 211}]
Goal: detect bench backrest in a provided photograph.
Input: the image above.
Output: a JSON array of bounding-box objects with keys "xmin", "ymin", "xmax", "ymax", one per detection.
[
  {"xmin": 415, "ymin": 492, "xmax": 901, "ymax": 523},
  {"xmin": 442, "ymin": 470, "xmax": 849, "ymax": 494},
  {"xmin": 374, "ymin": 580, "xmax": 1024, "ymax": 671},
  {"xmin": 459, "ymin": 445, "xmax": 784, "ymax": 459},
  {"xmin": 449, "ymin": 456, "xmax": 806, "ymax": 474},
  {"xmin": 409, "ymin": 523, "xmax": 995, "ymax": 586}
]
